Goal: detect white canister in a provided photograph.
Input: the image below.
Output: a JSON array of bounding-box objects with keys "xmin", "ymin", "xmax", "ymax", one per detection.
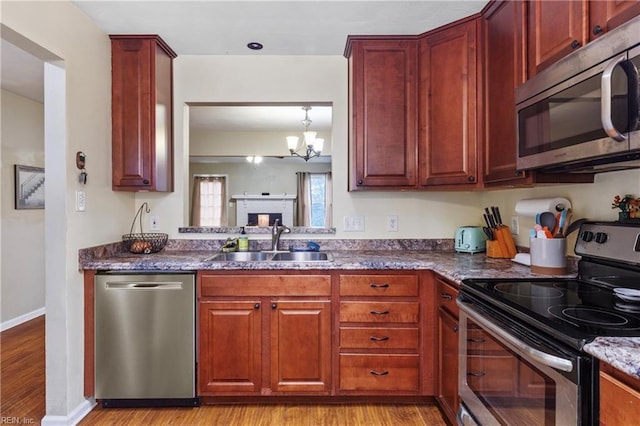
[{"xmin": 530, "ymin": 237, "xmax": 567, "ymax": 275}]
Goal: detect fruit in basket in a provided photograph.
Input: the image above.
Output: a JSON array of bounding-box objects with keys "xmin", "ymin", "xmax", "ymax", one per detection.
[{"xmin": 131, "ymin": 240, "xmax": 153, "ymax": 254}]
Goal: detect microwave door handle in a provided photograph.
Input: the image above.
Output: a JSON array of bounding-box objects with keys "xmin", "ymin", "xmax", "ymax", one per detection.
[
  {"xmin": 458, "ymin": 300, "xmax": 574, "ymax": 373},
  {"xmin": 601, "ymin": 54, "xmax": 628, "ymax": 142}
]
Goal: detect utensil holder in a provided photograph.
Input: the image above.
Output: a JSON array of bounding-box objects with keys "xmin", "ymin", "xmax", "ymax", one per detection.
[
  {"xmin": 530, "ymin": 237, "xmax": 567, "ymax": 274},
  {"xmin": 486, "ymin": 227, "xmax": 517, "ymax": 259}
]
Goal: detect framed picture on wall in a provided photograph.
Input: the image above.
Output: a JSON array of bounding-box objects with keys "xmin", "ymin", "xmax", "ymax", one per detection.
[{"xmin": 15, "ymin": 165, "xmax": 45, "ymax": 209}]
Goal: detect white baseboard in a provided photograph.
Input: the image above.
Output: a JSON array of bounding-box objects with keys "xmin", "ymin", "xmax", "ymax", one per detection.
[
  {"xmin": 0, "ymin": 307, "xmax": 45, "ymax": 332},
  {"xmin": 41, "ymin": 398, "xmax": 96, "ymax": 426}
]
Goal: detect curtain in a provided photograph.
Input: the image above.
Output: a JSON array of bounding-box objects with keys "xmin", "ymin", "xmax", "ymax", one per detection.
[
  {"xmin": 191, "ymin": 175, "xmax": 227, "ymax": 226},
  {"xmin": 296, "ymin": 171, "xmax": 332, "ymax": 227},
  {"xmin": 296, "ymin": 172, "xmax": 312, "ymax": 227}
]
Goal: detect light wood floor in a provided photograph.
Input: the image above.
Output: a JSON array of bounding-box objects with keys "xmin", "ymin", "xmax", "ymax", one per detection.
[{"xmin": 1, "ymin": 316, "xmax": 447, "ymax": 425}]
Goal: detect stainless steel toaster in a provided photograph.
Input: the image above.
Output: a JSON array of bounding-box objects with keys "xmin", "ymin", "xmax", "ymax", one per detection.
[{"xmin": 455, "ymin": 226, "xmax": 487, "ymax": 254}]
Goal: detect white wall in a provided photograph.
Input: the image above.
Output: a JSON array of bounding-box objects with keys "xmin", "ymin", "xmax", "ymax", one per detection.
[
  {"xmin": 1, "ymin": 90, "xmax": 45, "ymax": 325},
  {"xmin": 139, "ymin": 55, "xmax": 485, "ymax": 239},
  {"xmin": 2, "ymin": 1, "xmax": 134, "ymax": 423},
  {"xmin": 481, "ymin": 169, "xmax": 640, "ymax": 254}
]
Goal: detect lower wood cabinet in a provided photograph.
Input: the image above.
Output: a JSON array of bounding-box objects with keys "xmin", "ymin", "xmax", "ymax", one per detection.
[
  {"xmin": 600, "ymin": 362, "xmax": 640, "ymax": 425},
  {"xmin": 338, "ymin": 273, "xmax": 427, "ymax": 395},
  {"xmin": 436, "ymin": 275, "xmax": 460, "ymax": 424},
  {"xmin": 197, "ymin": 272, "xmax": 332, "ymax": 396}
]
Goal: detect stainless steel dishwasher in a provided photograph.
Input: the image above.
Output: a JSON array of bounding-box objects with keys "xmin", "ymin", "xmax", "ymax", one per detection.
[{"xmin": 94, "ymin": 271, "xmax": 198, "ymax": 407}]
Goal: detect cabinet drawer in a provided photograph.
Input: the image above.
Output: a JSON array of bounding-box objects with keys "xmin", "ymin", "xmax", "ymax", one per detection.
[
  {"xmin": 200, "ymin": 274, "xmax": 331, "ymax": 297},
  {"xmin": 467, "ymin": 355, "xmax": 517, "ymax": 394},
  {"xmin": 340, "ymin": 302, "xmax": 419, "ymax": 323},
  {"xmin": 340, "ymin": 327, "xmax": 419, "ymax": 350},
  {"xmin": 466, "ymin": 327, "xmax": 507, "ymax": 354},
  {"xmin": 340, "ymin": 354, "xmax": 419, "ymax": 391},
  {"xmin": 339, "ymin": 275, "xmax": 419, "ymax": 296},
  {"xmin": 436, "ymin": 277, "xmax": 459, "ymax": 317}
]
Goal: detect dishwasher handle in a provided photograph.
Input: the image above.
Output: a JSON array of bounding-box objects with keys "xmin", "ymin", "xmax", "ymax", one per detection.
[{"xmin": 105, "ymin": 281, "xmax": 184, "ymax": 290}]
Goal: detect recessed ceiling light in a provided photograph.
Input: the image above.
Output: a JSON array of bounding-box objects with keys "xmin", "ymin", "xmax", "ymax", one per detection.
[{"xmin": 247, "ymin": 42, "xmax": 263, "ymax": 51}]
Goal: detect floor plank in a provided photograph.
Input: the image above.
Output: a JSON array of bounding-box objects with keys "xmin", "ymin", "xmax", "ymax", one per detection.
[{"xmin": 0, "ymin": 316, "xmax": 447, "ymax": 425}]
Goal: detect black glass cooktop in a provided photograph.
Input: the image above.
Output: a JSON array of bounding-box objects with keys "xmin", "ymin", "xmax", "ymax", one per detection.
[{"xmin": 461, "ymin": 278, "xmax": 640, "ymax": 349}]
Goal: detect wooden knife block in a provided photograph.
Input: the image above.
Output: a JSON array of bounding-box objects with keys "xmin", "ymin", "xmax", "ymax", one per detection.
[{"xmin": 486, "ymin": 227, "xmax": 517, "ymax": 259}]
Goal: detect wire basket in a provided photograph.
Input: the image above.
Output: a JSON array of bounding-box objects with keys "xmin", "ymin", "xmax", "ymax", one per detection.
[{"xmin": 122, "ymin": 203, "xmax": 168, "ymax": 254}]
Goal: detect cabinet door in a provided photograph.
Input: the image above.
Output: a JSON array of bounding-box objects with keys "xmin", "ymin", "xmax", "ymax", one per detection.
[
  {"xmin": 348, "ymin": 39, "xmax": 418, "ymax": 190},
  {"xmin": 270, "ymin": 300, "xmax": 331, "ymax": 393},
  {"xmin": 483, "ymin": 0, "xmax": 532, "ymax": 185},
  {"xmin": 111, "ymin": 35, "xmax": 175, "ymax": 192},
  {"xmin": 198, "ymin": 301, "xmax": 262, "ymax": 394},
  {"xmin": 437, "ymin": 307, "xmax": 459, "ymax": 425},
  {"xmin": 419, "ymin": 19, "xmax": 479, "ymax": 187},
  {"xmin": 589, "ymin": 0, "xmax": 640, "ymax": 40},
  {"xmin": 527, "ymin": 0, "xmax": 588, "ymax": 77}
]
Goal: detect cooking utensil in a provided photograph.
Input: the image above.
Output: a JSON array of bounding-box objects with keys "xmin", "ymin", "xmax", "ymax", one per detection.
[
  {"xmin": 539, "ymin": 212, "xmax": 557, "ymax": 235},
  {"xmin": 561, "ymin": 210, "xmax": 573, "ymax": 237}
]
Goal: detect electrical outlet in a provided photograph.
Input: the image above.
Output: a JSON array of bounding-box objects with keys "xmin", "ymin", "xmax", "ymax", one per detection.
[
  {"xmin": 510, "ymin": 215, "xmax": 519, "ymax": 235},
  {"xmin": 343, "ymin": 216, "xmax": 365, "ymax": 232},
  {"xmin": 150, "ymin": 215, "xmax": 160, "ymax": 231},
  {"xmin": 386, "ymin": 215, "xmax": 399, "ymax": 232},
  {"xmin": 75, "ymin": 190, "xmax": 86, "ymax": 212}
]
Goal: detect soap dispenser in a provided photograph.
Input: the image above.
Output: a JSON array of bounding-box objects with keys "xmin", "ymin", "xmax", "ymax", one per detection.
[{"xmin": 238, "ymin": 227, "xmax": 249, "ymax": 252}]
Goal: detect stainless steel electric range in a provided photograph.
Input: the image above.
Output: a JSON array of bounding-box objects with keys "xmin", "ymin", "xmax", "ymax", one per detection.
[{"xmin": 457, "ymin": 221, "xmax": 640, "ymax": 426}]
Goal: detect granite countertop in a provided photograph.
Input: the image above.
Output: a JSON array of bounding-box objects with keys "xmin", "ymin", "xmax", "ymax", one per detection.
[{"xmin": 79, "ymin": 238, "xmax": 639, "ymax": 379}]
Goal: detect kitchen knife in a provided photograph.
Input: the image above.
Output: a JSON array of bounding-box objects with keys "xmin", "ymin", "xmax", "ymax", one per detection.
[
  {"xmin": 484, "ymin": 207, "xmax": 496, "ymax": 228},
  {"xmin": 493, "ymin": 206, "xmax": 503, "ymax": 226}
]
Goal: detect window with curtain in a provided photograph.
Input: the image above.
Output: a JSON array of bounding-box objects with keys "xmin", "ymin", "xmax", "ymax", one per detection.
[
  {"xmin": 191, "ymin": 175, "xmax": 227, "ymax": 226},
  {"xmin": 296, "ymin": 172, "xmax": 332, "ymax": 227}
]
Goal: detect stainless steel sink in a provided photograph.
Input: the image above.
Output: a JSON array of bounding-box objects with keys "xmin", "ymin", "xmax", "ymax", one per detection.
[
  {"xmin": 270, "ymin": 252, "xmax": 333, "ymax": 262},
  {"xmin": 205, "ymin": 252, "xmax": 272, "ymax": 262}
]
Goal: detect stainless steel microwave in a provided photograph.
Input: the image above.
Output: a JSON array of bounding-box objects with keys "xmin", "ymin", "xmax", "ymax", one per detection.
[{"xmin": 515, "ymin": 16, "xmax": 640, "ymax": 173}]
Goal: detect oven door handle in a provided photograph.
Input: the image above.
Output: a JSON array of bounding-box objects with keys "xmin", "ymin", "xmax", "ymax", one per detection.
[{"xmin": 459, "ymin": 300, "xmax": 574, "ymax": 373}]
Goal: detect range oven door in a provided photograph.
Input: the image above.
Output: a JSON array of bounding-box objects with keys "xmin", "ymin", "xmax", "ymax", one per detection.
[{"xmin": 457, "ymin": 297, "xmax": 593, "ymax": 426}]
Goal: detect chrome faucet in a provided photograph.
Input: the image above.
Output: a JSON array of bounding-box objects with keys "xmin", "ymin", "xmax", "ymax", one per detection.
[{"xmin": 271, "ymin": 219, "xmax": 291, "ymax": 251}]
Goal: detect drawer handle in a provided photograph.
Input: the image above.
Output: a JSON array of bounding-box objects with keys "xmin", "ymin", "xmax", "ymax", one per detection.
[
  {"xmin": 440, "ymin": 292, "xmax": 452, "ymax": 300},
  {"xmin": 467, "ymin": 371, "xmax": 486, "ymax": 378},
  {"xmin": 370, "ymin": 335, "xmax": 390, "ymax": 342},
  {"xmin": 467, "ymin": 337, "xmax": 486, "ymax": 343},
  {"xmin": 370, "ymin": 283, "xmax": 390, "ymax": 288},
  {"xmin": 370, "ymin": 370, "xmax": 389, "ymax": 376},
  {"xmin": 370, "ymin": 310, "xmax": 390, "ymax": 316}
]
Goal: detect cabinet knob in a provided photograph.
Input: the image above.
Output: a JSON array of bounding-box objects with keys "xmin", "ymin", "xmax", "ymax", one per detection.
[
  {"xmin": 467, "ymin": 175, "xmax": 475, "ymax": 182},
  {"xmin": 357, "ymin": 179, "xmax": 363, "ymax": 185},
  {"xmin": 593, "ymin": 25, "xmax": 603, "ymax": 35},
  {"xmin": 271, "ymin": 303, "xmax": 277, "ymax": 310},
  {"xmin": 254, "ymin": 303, "xmax": 260, "ymax": 309},
  {"xmin": 143, "ymin": 179, "xmax": 150, "ymax": 184},
  {"xmin": 570, "ymin": 40, "xmax": 581, "ymax": 49}
]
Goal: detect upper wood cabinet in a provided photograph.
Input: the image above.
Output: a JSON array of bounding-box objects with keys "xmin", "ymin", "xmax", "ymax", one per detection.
[
  {"xmin": 527, "ymin": 0, "xmax": 640, "ymax": 77},
  {"xmin": 589, "ymin": 1, "xmax": 640, "ymax": 40},
  {"xmin": 110, "ymin": 35, "xmax": 176, "ymax": 192},
  {"xmin": 419, "ymin": 18, "xmax": 480, "ymax": 188},
  {"xmin": 345, "ymin": 37, "xmax": 419, "ymax": 190},
  {"xmin": 527, "ymin": 0, "xmax": 588, "ymax": 77},
  {"xmin": 483, "ymin": 0, "xmax": 530, "ymax": 185}
]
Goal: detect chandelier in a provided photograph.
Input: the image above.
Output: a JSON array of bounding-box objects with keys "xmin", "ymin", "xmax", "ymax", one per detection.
[{"xmin": 286, "ymin": 106, "xmax": 324, "ymax": 161}]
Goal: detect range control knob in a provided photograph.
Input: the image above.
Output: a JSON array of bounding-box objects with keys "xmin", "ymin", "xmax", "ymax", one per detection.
[
  {"xmin": 594, "ymin": 232, "xmax": 608, "ymax": 244},
  {"xmin": 581, "ymin": 231, "xmax": 594, "ymax": 242}
]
